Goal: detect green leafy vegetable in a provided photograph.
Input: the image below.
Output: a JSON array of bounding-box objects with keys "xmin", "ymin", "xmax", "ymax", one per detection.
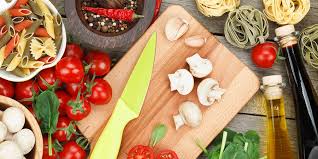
[
  {"xmin": 149, "ymin": 124, "xmax": 167, "ymax": 147},
  {"xmin": 34, "ymin": 90, "xmax": 60, "ymax": 156}
]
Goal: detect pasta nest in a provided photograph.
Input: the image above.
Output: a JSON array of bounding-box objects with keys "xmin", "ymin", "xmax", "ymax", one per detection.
[
  {"xmin": 224, "ymin": 6, "xmax": 269, "ymax": 49},
  {"xmin": 30, "ymin": 37, "xmax": 57, "ymax": 60},
  {"xmin": 263, "ymin": 0, "xmax": 310, "ymax": 25},
  {"xmin": 299, "ymin": 24, "xmax": 318, "ymax": 69},
  {"xmin": 195, "ymin": 0, "xmax": 240, "ymax": 17}
]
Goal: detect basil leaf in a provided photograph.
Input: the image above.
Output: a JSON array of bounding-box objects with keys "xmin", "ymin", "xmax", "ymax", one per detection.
[
  {"xmin": 149, "ymin": 124, "xmax": 167, "ymax": 147},
  {"xmin": 35, "ymin": 90, "xmax": 59, "ymax": 134}
]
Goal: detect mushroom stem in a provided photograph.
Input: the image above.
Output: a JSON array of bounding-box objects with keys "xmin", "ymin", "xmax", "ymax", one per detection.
[{"xmin": 173, "ymin": 114, "xmax": 185, "ymax": 130}]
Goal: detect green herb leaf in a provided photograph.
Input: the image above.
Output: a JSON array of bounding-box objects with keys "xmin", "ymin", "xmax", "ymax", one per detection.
[
  {"xmin": 222, "ymin": 143, "xmax": 249, "ymax": 159},
  {"xmin": 212, "ymin": 128, "xmax": 237, "ymax": 146},
  {"xmin": 244, "ymin": 130, "xmax": 260, "ymax": 144},
  {"xmin": 149, "ymin": 124, "xmax": 167, "ymax": 147}
]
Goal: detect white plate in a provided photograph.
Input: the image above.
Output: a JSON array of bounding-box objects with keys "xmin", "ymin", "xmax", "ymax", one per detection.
[{"xmin": 0, "ymin": 0, "xmax": 67, "ymax": 82}]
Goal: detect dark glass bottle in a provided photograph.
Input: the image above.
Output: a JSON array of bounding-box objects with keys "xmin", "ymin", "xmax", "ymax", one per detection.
[{"xmin": 275, "ymin": 25, "xmax": 318, "ymax": 159}]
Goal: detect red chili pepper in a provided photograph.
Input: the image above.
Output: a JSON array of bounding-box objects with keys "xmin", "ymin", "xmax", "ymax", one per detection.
[
  {"xmin": 151, "ymin": 0, "xmax": 162, "ymax": 24},
  {"xmin": 83, "ymin": 7, "xmax": 144, "ymax": 22}
]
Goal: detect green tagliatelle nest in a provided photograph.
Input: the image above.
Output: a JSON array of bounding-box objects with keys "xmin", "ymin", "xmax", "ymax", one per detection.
[
  {"xmin": 299, "ymin": 24, "xmax": 318, "ymax": 69},
  {"xmin": 224, "ymin": 6, "xmax": 269, "ymax": 49}
]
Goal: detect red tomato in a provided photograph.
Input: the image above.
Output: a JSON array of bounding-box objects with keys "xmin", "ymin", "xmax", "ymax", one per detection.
[
  {"xmin": 55, "ymin": 90, "xmax": 71, "ymax": 115},
  {"xmin": 55, "ymin": 57, "xmax": 84, "ymax": 83},
  {"xmin": 65, "ymin": 79, "xmax": 87, "ymax": 97},
  {"xmin": 156, "ymin": 150, "xmax": 179, "ymax": 159},
  {"xmin": 59, "ymin": 141, "xmax": 86, "ymax": 159},
  {"xmin": 53, "ymin": 117, "xmax": 76, "ymax": 142},
  {"xmin": 65, "ymin": 97, "xmax": 91, "ymax": 121},
  {"xmin": 87, "ymin": 78, "xmax": 112, "ymax": 105},
  {"xmin": 37, "ymin": 68, "xmax": 62, "ymax": 90},
  {"xmin": 84, "ymin": 51, "xmax": 111, "ymax": 76},
  {"xmin": 64, "ymin": 43, "xmax": 84, "ymax": 59},
  {"xmin": 127, "ymin": 145, "xmax": 155, "ymax": 159},
  {"xmin": 15, "ymin": 80, "xmax": 39, "ymax": 106},
  {"xmin": 251, "ymin": 42, "xmax": 277, "ymax": 68},
  {"xmin": 0, "ymin": 78, "xmax": 14, "ymax": 98},
  {"xmin": 43, "ymin": 136, "xmax": 58, "ymax": 159},
  {"xmin": 27, "ymin": 106, "xmax": 35, "ymax": 117}
]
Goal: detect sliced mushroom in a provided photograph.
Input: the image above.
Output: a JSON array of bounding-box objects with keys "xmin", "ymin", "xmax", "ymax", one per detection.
[
  {"xmin": 168, "ymin": 69, "xmax": 194, "ymax": 95},
  {"xmin": 186, "ymin": 54, "xmax": 213, "ymax": 78},
  {"xmin": 173, "ymin": 101, "xmax": 202, "ymax": 130},
  {"xmin": 165, "ymin": 17, "xmax": 189, "ymax": 41},
  {"xmin": 197, "ymin": 78, "xmax": 225, "ymax": 106}
]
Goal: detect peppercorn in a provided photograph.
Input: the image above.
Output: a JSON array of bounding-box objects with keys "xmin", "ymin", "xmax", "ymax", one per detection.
[{"xmin": 101, "ymin": 26, "xmax": 109, "ymax": 32}]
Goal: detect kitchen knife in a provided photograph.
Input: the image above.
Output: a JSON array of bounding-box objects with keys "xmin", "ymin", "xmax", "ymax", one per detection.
[{"xmin": 90, "ymin": 32, "xmax": 157, "ymax": 159}]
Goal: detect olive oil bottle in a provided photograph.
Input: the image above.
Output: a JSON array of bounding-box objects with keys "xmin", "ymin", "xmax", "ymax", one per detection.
[{"xmin": 261, "ymin": 75, "xmax": 296, "ymax": 159}]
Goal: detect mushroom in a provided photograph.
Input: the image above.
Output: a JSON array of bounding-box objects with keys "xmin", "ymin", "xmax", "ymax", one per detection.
[
  {"xmin": 186, "ymin": 54, "xmax": 213, "ymax": 78},
  {"xmin": 0, "ymin": 121, "xmax": 7, "ymax": 143},
  {"xmin": 168, "ymin": 69, "xmax": 194, "ymax": 95},
  {"xmin": 13, "ymin": 128, "xmax": 35, "ymax": 155},
  {"xmin": 197, "ymin": 78, "xmax": 226, "ymax": 106},
  {"xmin": 165, "ymin": 17, "xmax": 189, "ymax": 41},
  {"xmin": 173, "ymin": 101, "xmax": 202, "ymax": 130},
  {"xmin": 184, "ymin": 35, "xmax": 207, "ymax": 48},
  {"xmin": 0, "ymin": 141, "xmax": 23, "ymax": 159},
  {"xmin": 2, "ymin": 107, "xmax": 25, "ymax": 133}
]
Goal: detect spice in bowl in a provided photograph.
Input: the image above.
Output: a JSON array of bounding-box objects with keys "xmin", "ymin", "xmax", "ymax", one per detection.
[{"xmin": 80, "ymin": 0, "xmax": 142, "ymax": 34}]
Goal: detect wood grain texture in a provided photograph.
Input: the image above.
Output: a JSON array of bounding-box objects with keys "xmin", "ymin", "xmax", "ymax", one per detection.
[
  {"xmin": 78, "ymin": 5, "xmax": 259, "ymax": 158},
  {"xmin": 0, "ymin": 96, "xmax": 43, "ymax": 159}
]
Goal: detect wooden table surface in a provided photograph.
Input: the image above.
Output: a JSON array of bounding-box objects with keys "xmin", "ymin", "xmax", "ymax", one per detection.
[{"xmin": 51, "ymin": 0, "xmax": 318, "ymax": 158}]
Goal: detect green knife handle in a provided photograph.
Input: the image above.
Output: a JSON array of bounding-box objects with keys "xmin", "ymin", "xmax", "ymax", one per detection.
[{"xmin": 90, "ymin": 99, "xmax": 137, "ymax": 159}]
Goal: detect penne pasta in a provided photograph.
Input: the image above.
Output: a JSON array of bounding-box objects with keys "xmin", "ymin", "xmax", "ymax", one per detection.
[
  {"xmin": 25, "ymin": 19, "xmax": 42, "ymax": 37},
  {"xmin": 21, "ymin": 40, "xmax": 31, "ymax": 66},
  {"xmin": 0, "ymin": 16, "xmax": 5, "ymax": 27},
  {"xmin": 28, "ymin": 0, "xmax": 43, "ymax": 17},
  {"xmin": 2, "ymin": 11, "xmax": 15, "ymax": 37},
  {"xmin": 0, "ymin": 31, "xmax": 11, "ymax": 48},
  {"xmin": 2, "ymin": 52, "xmax": 17, "ymax": 67},
  {"xmin": 38, "ymin": 56, "xmax": 55, "ymax": 64},
  {"xmin": 13, "ymin": 0, "xmax": 29, "ymax": 8},
  {"xmin": 12, "ymin": 67, "xmax": 26, "ymax": 77},
  {"xmin": 19, "ymin": 60, "xmax": 44, "ymax": 68},
  {"xmin": 14, "ymin": 19, "xmax": 33, "ymax": 32},
  {"xmin": 35, "ymin": 0, "xmax": 55, "ymax": 39},
  {"xmin": 53, "ymin": 14, "xmax": 62, "ymax": 50},
  {"xmin": 6, "ymin": 52, "xmax": 22, "ymax": 71},
  {"xmin": 4, "ymin": 33, "xmax": 20, "ymax": 58},
  {"xmin": 21, "ymin": 5, "xmax": 39, "ymax": 21},
  {"xmin": 9, "ymin": 9, "xmax": 32, "ymax": 17},
  {"xmin": 17, "ymin": 29, "xmax": 27, "ymax": 55},
  {"xmin": 5, "ymin": 0, "xmax": 13, "ymax": 2},
  {"xmin": 12, "ymin": 17, "xmax": 24, "ymax": 24},
  {"xmin": 0, "ymin": 26, "xmax": 8, "ymax": 38},
  {"xmin": 20, "ymin": 67, "xmax": 30, "ymax": 75},
  {"xmin": 35, "ymin": 27, "xmax": 50, "ymax": 37},
  {"xmin": 0, "ymin": 47, "xmax": 5, "ymax": 67}
]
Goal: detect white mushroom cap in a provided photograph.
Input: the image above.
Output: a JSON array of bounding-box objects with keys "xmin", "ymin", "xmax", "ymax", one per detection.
[
  {"xmin": 186, "ymin": 54, "xmax": 213, "ymax": 78},
  {"xmin": 0, "ymin": 141, "xmax": 23, "ymax": 159},
  {"xmin": 168, "ymin": 69, "xmax": 194, "ymax": 95},
  {"xmin": 197, "ymin": 78, "xmax": 225, "ymax": 106},
  {"xmin": 13, "ymin": 128, "xmax": 35, "ymax": 155},
  {"xmin": 173, "ymin": 101, "xmax": 202, "ymax": 130},
  {"xmin": 2, "ymin": 107, "xmax": 25, "ymax": 133},
  {"xmin": 0, "ymin": 121, "xmax": 7, "ymax": 143}
]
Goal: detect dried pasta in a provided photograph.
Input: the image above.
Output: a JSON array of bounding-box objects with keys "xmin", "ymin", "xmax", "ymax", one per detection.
[
  {"xmin": 30, "ymin": 37, "xmax": 44, "ymax": 59},
  {"xmin": 35, "ymin": 0, "xmax": 55, "ymax": 39},
  {"xmin": 263, "ymin": 0, "xmax": 310, "ymax": 25},
  {"xmin": 195, "ymin": 0, "xmax": 240, "ymax": 17}
]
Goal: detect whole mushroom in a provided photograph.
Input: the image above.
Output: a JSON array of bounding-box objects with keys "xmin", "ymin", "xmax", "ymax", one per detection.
[
  {"xmin": 165, "ymin": 17, "xmax": 189, "ymax": 41},
  {"xmin": 13, "ymin": 128, "xmax": 35, "ymax": 155},
  {"xmin": 186, "ymin": 54, "xmax": 213, "ymax": 78},
  {"xmin": 173, "ymin": 101, "xmax": 202, "ymax": 130},
  {"xmin": 168, "ymin": 69, "xmax": 194, "ymax": 95},
  {"xmin": 2, "ymin": 107, "xmax": 25, "ymax": 133},
  {"xmin": 197, "ymin": 78, "xmax": 226, "ymax": 106},
  {"xmin": 0, "ymin": 121, "xmax": 7, "ymax": 143},
  {"xmin": 0, "ymin": 141, "xmax": 23, "ymax": 159}
]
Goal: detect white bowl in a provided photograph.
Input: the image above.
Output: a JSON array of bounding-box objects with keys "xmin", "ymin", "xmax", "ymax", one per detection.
[{"xmin": 0, "ymin": 0, "xmax": 67, "ymax": 82}]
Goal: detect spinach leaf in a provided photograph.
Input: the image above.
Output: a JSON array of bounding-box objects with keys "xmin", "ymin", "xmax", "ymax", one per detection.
[
  {"xmin": 222, "ymin": 143, "xmax": 249, "ymax": 159},
  {"xmin": 149, "ymin": 124, "xmax": 167, "ymax": 147},
  {"xmin": 244, "ymin": 130, "xmax": 260, "ymax": 144},
  {"xmin": 212, "ymin": 128, "xmax": 237, "ymax": 146}
]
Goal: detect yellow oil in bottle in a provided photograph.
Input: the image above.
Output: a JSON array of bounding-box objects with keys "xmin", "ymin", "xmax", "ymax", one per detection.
[{"xmin": 262, "ymin": 75, "xmax": 296, "ymax": 159}]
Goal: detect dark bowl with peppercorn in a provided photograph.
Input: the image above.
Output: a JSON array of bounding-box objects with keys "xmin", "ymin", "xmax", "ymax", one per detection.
[{"xmin": 65, "ymin": 0, "xmax": 156, "ymax": 52}]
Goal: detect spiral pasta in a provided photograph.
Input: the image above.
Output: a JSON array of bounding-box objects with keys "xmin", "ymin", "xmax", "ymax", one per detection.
[
  {"xmin": 263, "ymin": 0, "xmax": 310, "ymax": 25},
  {"xmin": 299, "ymin": 24, "xmax": 318, "ymax": 69},
  {"xmin": 195, "ymin": 0, "xmax": 240, "ymax": 17},
  {"xmin": 224, "ymin": 6, "xmax": 269, "ymax": 49}
]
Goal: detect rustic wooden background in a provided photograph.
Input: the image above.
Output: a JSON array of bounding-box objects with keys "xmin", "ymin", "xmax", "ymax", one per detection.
[{"xmin": 51, "ymin": 0, "xmax": 318, "ymax": 158}]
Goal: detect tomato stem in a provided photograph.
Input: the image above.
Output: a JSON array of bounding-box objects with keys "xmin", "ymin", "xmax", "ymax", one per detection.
[{"xmin": 48, "ymin": 134, "xmax": 53, "ymax": 156}]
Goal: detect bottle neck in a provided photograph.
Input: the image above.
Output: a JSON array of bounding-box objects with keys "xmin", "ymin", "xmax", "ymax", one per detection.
[
  {"xmin": 261, "ymin": 84, "xmax": 284, "ymax": 100},
  {"xmin": 274, "ymin": 32, "xmax": 299, "ymax": 48}
]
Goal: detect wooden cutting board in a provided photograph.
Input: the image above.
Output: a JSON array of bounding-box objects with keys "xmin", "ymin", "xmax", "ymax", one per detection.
[{"xmin": 78, "ymin": 5, "xmax": 259, "ymax": 159}]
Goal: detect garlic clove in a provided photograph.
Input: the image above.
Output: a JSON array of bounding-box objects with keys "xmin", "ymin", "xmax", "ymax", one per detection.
[
  {"xmin": 197, "ymin": 78, "xmax": 224, "ymax": 106},
  {"xmin": 168, "ymin": 69, "xmax": 194, "ymax": 95},
  {"xmin": 173, "ymin": 101, "xmax": 202, "ymax": 130},
  {"xmin": 184, "ymin": 35, "xmax": 207, "ymax": 48},
  {"xmin": 165, "ymin": 17, "xmax": 189, "ymax": 41},
  {"xmin": 186, "ymin": 54, "xmax": 213, "ymax": 78}
]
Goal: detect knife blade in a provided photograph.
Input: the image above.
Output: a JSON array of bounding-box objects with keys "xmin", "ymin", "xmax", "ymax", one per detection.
[{"xmin": 90, "ymin": 32, "xmax": 157, "ymax": 159}]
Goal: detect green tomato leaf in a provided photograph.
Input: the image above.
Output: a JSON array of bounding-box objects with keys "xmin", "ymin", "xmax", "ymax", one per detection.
[
  {"xmin": 149, "ymin": 124, "xmax": 167, "ymax": 147},
  {"xmin": 34, "ymin": 90, "xmax": 60, "ymax": 134}
]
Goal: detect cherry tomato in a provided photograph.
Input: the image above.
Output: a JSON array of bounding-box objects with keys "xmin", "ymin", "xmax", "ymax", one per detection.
[
  {"xmin": 251, "ymin": 42, "xmax": 277, "ymax": 68},
  {"xmin": 65, "ymin": 78, "xmax": 87, "ymax": 97},
  {"xmin": 37, "ymin": 68, "xmax": 62, "ymax": 90},
  {"xmin": 84, "ymin": 51, "xmax": 111, "ymax": 76},
  {"xmin": 55, "ymin": 90, "xmax": 71, "ymax": 115},
  {"xmin": 127, "ymin": 145, "xmax": 155, "ymax": 159},
  {"xmin": 59, "ymin": 141, "xmax": 86, "ymax": 159},
  {"xmin": 56, "ymin": 57, "xmax": 84, "ymax": 83},
  {"xmin": 53, "ymin": 117, "xmax": 76, "ymax": 142},
  {"xmin": 87, "ymin": 78, "xmax": 112, "ymax": 105},
  {"xmin": 156, "ymin": 150, "xmax": 179, "ymax": 159},
  {"xmin": 65, "ymin": 96, "xmax": 91, "ymax": 121},
  {"xmin": 15, "ymin": 80, "xmax": 39, "ymax": 106},
  {"xmin": 0, "ymin": 78, "xmax": 14, "ymax": 98},
  {"xmin": 64, "ymin": 43, "xmax": 84, "ymax": 59},
  {"xmin": 43, "ymin": 136, "xmax": 58, "ymax": 159}
]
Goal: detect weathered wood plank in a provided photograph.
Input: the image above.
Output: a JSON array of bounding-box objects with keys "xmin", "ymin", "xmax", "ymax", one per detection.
[{"xmin": 199, "ymin": 114, "xmax": 298, "ymax": 158}]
